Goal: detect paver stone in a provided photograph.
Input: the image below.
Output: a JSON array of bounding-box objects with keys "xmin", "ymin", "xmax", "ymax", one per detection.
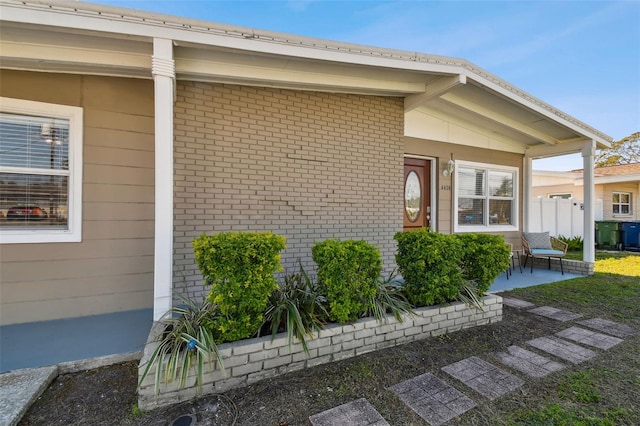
[
  {"xmin": 389, "ymin": 373, "xmax": 476, "ymax": 426},
  {"xmin": 442, "ymin": 356, "xmax": 524, "ymax": 400}
]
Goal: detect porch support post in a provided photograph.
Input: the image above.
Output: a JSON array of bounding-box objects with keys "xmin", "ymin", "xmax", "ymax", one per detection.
[
  {"xmin": 582, "ymin": 140, "xmax": 596, "ymax": 266},
  {"xmin": 523, "ymin": 154, "xmax": 533, "ymax": 233},
  {"xmin": 152, "ymin": 38, "xmax": 175, "ymax": 320}
]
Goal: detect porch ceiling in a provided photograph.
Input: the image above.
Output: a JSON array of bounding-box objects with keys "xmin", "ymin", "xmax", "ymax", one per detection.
[{"xmin": 0, "ymin": 0, "xmax": 613, "ymax": 153}]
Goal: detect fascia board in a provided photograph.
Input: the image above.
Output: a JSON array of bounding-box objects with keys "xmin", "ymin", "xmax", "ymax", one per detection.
[
  {"xmin": 576, "ymin": 174, "xmax": 640, "ymax": 185},
  {"xmin": 532, "ymin": 170, "xmax": 582, "ymax": 179}
]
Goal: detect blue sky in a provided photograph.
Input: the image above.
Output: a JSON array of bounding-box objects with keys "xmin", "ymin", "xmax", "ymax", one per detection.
[{"xmin": 90, "ymin": 0, "xmax": 640, "ymax": 170}]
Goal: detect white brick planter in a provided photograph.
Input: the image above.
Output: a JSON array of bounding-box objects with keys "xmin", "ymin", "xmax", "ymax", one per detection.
[
  {"xmin": 525, "ymin": 257, "xmax": 594, "ymax": 275},
  {"xmin": 138, "ymin": 295, "xmax": 502, "ymax": 410}
]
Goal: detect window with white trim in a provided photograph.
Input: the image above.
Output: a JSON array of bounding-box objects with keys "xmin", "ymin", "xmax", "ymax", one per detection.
[
  {"xmin": 454, "ymin": 161, "xmax": 518, "ymax": 232},
  {"xmin": 612, "ymin": 192, "xmax": 631, "ymax": 215},
  {"xmin": 0, "ymin": 98, "xmax": 83, "ymax": 243},
  {"xmin": 549, "ymin": 193, "xmax": 572, "ymax": 199}
]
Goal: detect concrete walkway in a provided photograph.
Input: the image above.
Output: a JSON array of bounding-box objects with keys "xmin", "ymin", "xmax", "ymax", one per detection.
[
  {"xmin": 0, "ymin": 366, "xmax": 57, "ymax": 426},
  {"xmin": 309, "ymin": 297, "xmax": 638, "ymax": 426}
]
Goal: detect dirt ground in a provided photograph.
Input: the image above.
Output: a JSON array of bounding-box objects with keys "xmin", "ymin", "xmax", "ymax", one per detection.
[{"xmin": 19, "ymin": 293, "xmax": 640, "ymax": 426}]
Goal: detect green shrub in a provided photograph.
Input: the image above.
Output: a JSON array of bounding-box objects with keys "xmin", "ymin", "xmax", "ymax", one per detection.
[
  {"xmin": 260, "ymin": 262, "xmax": 328, "ymax": 353},
  {"xmin": 312, "ymin": 239, "xmax": 382, "ymax": 323},
  {"xmin": 394, "ymin": 229, "xmax": 464, "ymax": 307},
  {"xmin": 558, "ymin": 235, "xmax": 584, "ymax": 251},
  {"xmin": 193, "ymin": 231, "xmax": 286, "ymax": 342},
  {"xmin": 456, "ymin": 233, "xmax": 510, "ymax": 295}
]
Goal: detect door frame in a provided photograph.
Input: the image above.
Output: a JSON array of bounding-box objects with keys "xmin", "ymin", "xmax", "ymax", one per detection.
[{"xmin": 404, "ymin": 154, "xmax": 437, "ymax": 231}]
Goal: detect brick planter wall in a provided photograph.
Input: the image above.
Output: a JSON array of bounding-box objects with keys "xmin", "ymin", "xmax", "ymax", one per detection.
[
  {"xmin": 523, "ymin": 256, "xmax": 594, "ymax": 275},
  {"xmin": 138, "ymin": 295, "xmax": 502, "ymax": 410}
]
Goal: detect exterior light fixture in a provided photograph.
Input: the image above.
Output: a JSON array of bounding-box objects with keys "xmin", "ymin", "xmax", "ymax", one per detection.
[{"xmin": 443, "ymin": 155, "xmax": 455, "ymax": 176}]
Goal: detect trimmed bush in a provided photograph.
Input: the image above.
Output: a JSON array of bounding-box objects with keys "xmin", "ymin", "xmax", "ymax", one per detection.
[
  {"xmin": 312, "ymin": 239, "xmax": 382, "ymax": 323},
  {"xmin": 193, "ymin": 231, "xmax": 286, "ymax": 342},
  {"xmin": 394, "ymin": 229, "xmax": 464, "ymax": 306},
  {"xmin": 456, "ymin": 233, "xmax": 511, "ymax": 295}
]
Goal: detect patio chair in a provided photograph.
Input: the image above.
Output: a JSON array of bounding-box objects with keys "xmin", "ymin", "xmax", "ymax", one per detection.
[
  {"xmin": 522, "ymin": 232, "xmax": 568, "ymax": 275},
  {"xmin": 505, "ymin": 243, "xmax": 522, "ymax": 280}
]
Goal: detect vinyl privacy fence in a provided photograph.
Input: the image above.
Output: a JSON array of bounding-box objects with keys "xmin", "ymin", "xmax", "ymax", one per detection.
[{"xmin": 528, "ymin": 197, "xmax": 603, "ymax": 239}]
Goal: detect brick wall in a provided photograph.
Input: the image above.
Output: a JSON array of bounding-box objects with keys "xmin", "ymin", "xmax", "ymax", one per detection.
[
  {"xmin": 173, "ymin": 82, "xmax": 404, "ymax": 301},
  {"xmin": 138, "ymin": 295, "xmax": 503, "ymax": 410}
]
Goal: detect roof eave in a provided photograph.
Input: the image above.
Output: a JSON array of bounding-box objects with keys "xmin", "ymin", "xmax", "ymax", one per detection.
[{"xmin": 0, "ymin": 0, "xmax": 614, "ymax": 146}]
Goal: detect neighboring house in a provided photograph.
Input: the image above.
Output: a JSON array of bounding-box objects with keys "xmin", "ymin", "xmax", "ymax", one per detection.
[
  {"xmin": 0, "ymin": 0, "xmax": 612, "ymax": 328},
  {"xmin": 533, "ymin": 163, "xmax": 640, "ymax": 221}
]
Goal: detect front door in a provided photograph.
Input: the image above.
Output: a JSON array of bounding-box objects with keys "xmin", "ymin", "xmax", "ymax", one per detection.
[{"xmin": 403, "ymin": 157, "xmax": 431, "ymax": 231}]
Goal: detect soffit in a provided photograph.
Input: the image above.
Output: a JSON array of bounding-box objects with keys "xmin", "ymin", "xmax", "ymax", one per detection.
[
  {"xmin": 174, "ymin": 45, "xmax": 445, "ymax": 95},
  {"xmin": 425, "ymin": 82, "xmax": 585, "ymax": 147},
  {"xmin": 0, "ymin": 1, "xmax": 612, "ymax": 151},
  {"xmin": 0, "ymin": 22, "xmax": 152, "ymax": 77}
]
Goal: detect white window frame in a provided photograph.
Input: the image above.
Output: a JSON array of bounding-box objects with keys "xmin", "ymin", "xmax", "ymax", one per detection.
[
  {"xmin": 612, "ymin": 191, "xmax": 631, "ymax": 216},
  {"xmin": 453, "ymin": 160, "xmax": 519, "ymax": 233},
  {"xmin": 549, "ymin": 193, "xmax": 572, "ymax": 199},
  {"xmin": 0, "ymin": 97, "xmax": 83, "ymax": 244}
]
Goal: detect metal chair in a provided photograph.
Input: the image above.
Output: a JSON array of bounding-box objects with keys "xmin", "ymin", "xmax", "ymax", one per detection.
[
  {"xmin": 505, "ymin": 243, "xmax": 522, "ymax": 279},
  {"xmin": 522, "ymin": 232, "xmax": 568, "ymax": 275}
]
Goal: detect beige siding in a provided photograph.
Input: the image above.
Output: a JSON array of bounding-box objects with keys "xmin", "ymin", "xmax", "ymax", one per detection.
[
  {"xmin": 174, "ymin": 83, "xmax": 404, "ymax": 302},
  {"xmin": 0, "ymin": 70, "xmax": 155, "ymax": 324},
  {"xmin": 532, "ymin": 183, "xmax": 582, "ymax": 199},
  {"xmin": 404, "ymin": 137, "xmax": 523, "ymax": 248}
]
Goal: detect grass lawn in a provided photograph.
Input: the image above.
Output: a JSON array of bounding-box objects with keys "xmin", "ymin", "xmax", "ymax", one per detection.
[{"xmin": 503, "ymin": 252, "xmax": 640, "ymax": 425}]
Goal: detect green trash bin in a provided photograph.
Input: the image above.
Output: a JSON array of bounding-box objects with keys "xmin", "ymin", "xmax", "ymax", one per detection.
[{"xmin": 595, "ymin": 221, "xmax": 621, "ymax": 250}]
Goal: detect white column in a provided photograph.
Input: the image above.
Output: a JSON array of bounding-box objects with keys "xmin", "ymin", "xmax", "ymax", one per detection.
[
  {"xmin": 152, "ymin": 38, "xmax": 175, "ymax": 321},
  {"xmin": 523, "ymin": 155, "xmax": 533, "ymax": 233},
  {"xmin": 582, "ymin": 140, "xmax": 596, "ymax": 265}
]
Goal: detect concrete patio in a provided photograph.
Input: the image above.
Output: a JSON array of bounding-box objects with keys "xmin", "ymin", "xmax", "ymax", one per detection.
[
  {"xmin": 0, "ymin": 308, "xmax": 152, "ymax": 373},
  {"xmin": 488, "ymin": 266, "xmax": 582, "ymax": 293}
]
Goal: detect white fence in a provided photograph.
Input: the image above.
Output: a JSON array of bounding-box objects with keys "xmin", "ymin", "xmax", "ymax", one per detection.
[{"xmin": 528, "ymin": 198, "xmax": 603, "ymax": 238}]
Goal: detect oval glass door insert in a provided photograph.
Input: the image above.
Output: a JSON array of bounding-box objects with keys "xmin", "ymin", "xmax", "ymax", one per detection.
[{"xmin": 404, "ymin": 171, "xmax": 421, "ymax": 222}]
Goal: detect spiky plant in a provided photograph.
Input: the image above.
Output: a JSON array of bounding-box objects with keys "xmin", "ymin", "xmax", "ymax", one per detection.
[
  {"xmin": 260, "ymin": 263, "xmax": 328, "ymax": 353},
  {"xmin": 139, "ymin": 295, "xmax": 223, "ymax": 395},
  {"xmin": 366, "ymin": 270, "xmax": 415, "ymax": 323},
  {"xmin": 457, "ymin": 279, "xmax": 485, "ymax": 312}
]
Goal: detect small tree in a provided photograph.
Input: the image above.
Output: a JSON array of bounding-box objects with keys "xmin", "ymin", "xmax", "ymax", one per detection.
[{"xmin": 596, "ymin": 131, "xmax": 640, "ymax": 167}]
